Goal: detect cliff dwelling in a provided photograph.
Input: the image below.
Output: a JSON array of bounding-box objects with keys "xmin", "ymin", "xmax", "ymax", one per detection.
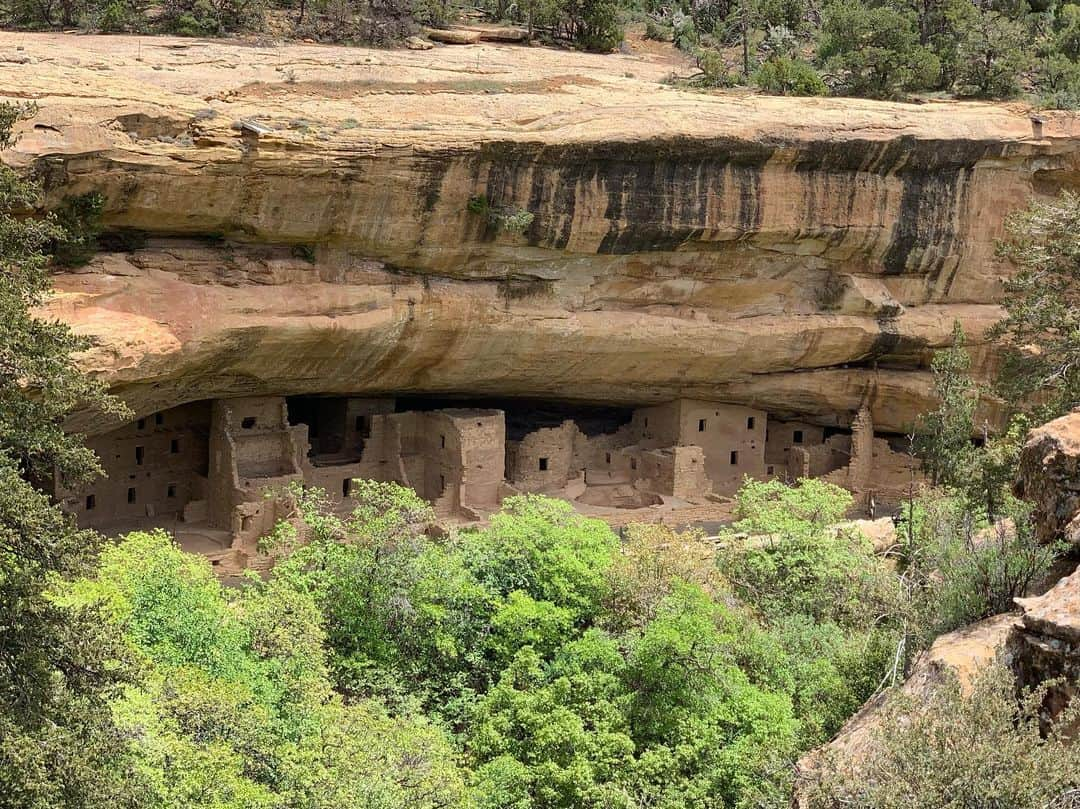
[{"xmin": 52, "ymin": 392, "xmax": 919, "ymax": 571}]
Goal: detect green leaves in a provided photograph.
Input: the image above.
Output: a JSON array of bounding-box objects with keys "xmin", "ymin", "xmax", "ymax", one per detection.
[
  {"xmin": 995, "ymin": 190, "xmax": 1080, "ymax": 418},
  {"xmin": 818, "ymin": 0, "xmax": 940, "ymax": 98},
  {"xmin": 0, "ymin": 102, "xmax": 140, "ymax": 809}
]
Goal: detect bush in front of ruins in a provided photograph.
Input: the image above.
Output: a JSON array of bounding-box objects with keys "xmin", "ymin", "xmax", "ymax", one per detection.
[
  {"xmin": 714, "ymin": 478, "xmax": 898, "ymax": 625},
  {"xmin": 61, "ymin": 528, "xmax": 474, "ymax": 809}
]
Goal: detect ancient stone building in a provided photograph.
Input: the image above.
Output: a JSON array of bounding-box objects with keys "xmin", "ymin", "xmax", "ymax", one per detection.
[
  {"xmin": 55, "ymin": 401, "xmax": 212, "ymax": 529},
  {"xmin": 765, "ymin": 420, "xmax": 826, "ymax": 477},
  {"xmin": 630, "ymin": 399, "xmax": 768, "ymax": 495},
  {"xmin": 55, "ymin": 391, "xmax": 917, "ymax": 568}
]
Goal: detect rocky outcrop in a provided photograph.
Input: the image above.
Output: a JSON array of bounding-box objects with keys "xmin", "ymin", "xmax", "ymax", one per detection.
[
  {"xmin": 793, "ymin": 614, "xmax": 1020, "ymax": 805},
  {"xmin": 1014, "ymin": 567, "xmax": 1080, "ymax": 729},
  {"xmin": 1, "ymin": 32, "xmax": 1074, "ymax": 429},
  {"xmin": 797, "ymin": 412, "xmax": 1080, "ymax": 802},
  {"xmin": 1015, "ymin": 409, "xmax": 1080, "ymax": 545}
]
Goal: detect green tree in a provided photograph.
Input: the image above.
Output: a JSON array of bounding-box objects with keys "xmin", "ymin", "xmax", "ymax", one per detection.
[
  {"xmin": 562, "ymin": 0, "xmax": 623, "ymax": 51},
  {"xmin": 952, "ymin": 7, "xmax": 1029, "ymax": 98},
  {"xmin": 0, "ymin": 102, "xmax": 142, "ymax": 808},
  {"xmin": 818, "ymin": 0, "xmax": 941, "ymax": 98},
  {"xmin": 994, "ymin": 189, "xmax": 1080, "ymax": 418},
  {"xmin": 914, "ymin": 321, "xmax": 978, "ymax": 489}
]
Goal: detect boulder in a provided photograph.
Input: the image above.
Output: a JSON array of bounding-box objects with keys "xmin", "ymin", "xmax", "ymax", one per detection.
[
  {"xmin": 424, "ymin": 27, "xmax": 481, "ymax": 44},
  {"xmin": 1015, "ymin": 410, "xmax": 1080, "ymax": 545},
  {"xmin": 846, "ymin": 516, "xmax": 898, "ymax": 554},
  {"xmin": 1012, "ymin": 565, "xmax": 1080, "ymax": 729}
]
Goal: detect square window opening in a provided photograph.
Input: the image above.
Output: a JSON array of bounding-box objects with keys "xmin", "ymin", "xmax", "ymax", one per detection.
[
  {"xmin": 747, "ymin": 416, "xmax": 755, "ymax": 429},
  {"xmin": 730, "ymin": 450, "xmax": 739, "ymax": 465},
  {"xmin": 170, "ymin": 438, "xmax": 180, "ymax": 454},
  {"xmin": 539, "ymin": 457, "xmax": 549, "ymax": 471},
  {"xmin": 85, "ymin": 494, "xmax": 96, "ymax": 510},
  {"xmin": 698, "ymin": 418, "xmax": 707, "ymax": 432},
  {"xmin": 136, "ymin": 418, "xmax": 146, "ymax": 430},
  {"xmin": 155, "ymin": 413, "xmax": 164, "ymax": 426},
  {"xmin": 167, "ymin": 483, "xmax": 177, "ymax": 499},
  {"xmin": 135, "ymin": 446, "xmax": 144, "ymax": 466},
  {"xmin": 793, "ymin": 430, "xmax": 804, "ymax": 444},
  {"xmin": 241, "ymin": 417, "xmax": 257, "ymax": 430}
]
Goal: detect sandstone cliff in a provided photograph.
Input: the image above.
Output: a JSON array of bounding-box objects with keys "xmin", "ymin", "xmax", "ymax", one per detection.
[{"xmin": 3, "ymin": 33, "xmax": 1077, "ymax": 430}]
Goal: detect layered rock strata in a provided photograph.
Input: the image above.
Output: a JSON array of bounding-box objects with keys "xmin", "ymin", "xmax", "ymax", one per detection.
[{"xmin": 1, "ymin": 33, "xmax": 1075, "ymax": 430}]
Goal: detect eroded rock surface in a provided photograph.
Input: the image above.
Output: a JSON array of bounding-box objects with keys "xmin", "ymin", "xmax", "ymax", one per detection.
[
  {"xmin": 1016, "ymin": 409, "xmax": 1080, "ymax": 545},
  {"xmin": 0, "ymin": 32, "xmax": 1072, "ymax": 428},
  {"xmin": 1014, "ymin": 566, "xmax": 1080, "ymax": 728}
]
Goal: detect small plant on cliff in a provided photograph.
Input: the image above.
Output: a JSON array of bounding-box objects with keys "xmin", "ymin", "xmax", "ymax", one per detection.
[
  {"xmin": 466, "ymin": 194, "xmax": 535, "ymax": 235},
  {"xmin": 51, "ymin": 191, "xmax": 106, "ymax": 267}
]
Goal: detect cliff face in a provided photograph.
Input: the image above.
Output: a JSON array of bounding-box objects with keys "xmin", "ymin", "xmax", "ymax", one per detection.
[{"xmin": 6, "ymin": 32, "xmax": 1079, "ymax": 430}]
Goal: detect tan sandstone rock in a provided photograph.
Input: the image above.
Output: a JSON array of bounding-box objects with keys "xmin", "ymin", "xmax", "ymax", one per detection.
[
  {"xmin": 1015, "ymin": 409, "xmax": 1080, "ymax": 545},
  {"xmin": 0, "ymin": 32, "xmax": 1071, "ymax": 429}
]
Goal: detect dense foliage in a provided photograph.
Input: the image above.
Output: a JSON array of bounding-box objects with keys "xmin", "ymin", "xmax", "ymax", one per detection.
[
  {"xmin": 0, "ymin": 103, "xmax": 138, "ymax": 808},
  {"xmin": 44, "ymin": 471, "xmax": 1068, "ymax": 808},
  {"xmin": 995, "ymin": 189, "xmax": 1080, "ymax": 418}
]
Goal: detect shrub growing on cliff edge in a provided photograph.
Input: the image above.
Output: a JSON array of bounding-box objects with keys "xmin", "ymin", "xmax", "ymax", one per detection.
[
  {"xmin": 752, "ymin": 55, "xmax": 827, "ymax": 95},
  {"xmin": 806, "ymin": 661, "xmax": 1080, "ymax": 809}
]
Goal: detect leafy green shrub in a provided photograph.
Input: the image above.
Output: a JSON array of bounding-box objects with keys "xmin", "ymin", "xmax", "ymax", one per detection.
[
  {"xmin": 752, "ymin": 55, "xmax": 827, "ymax": 95},
  {"xmin": 899, "ymin": 491, "xmax": 1060, "ymax": 639},
  {"xmin": 643, "ymin": 17, "xmax": 670, "ymax": 40},
  {"xmin": 161, "ymin": 0, "xmax": 264, "ymax": 35},
  {"xmin": 696, "ymin": 47, "xmax": 739, "ymax": 86},
  {"xmin": 565, "ymin": 0, "xmax": 623, "ymax": 51},
  {"xmin": 467, "ymin": 194, "xmax": 535, "ymax": 235},
  {"xmin": 1037, "ymin": 52, "xmax": 1080, "ymax": 109},
  {"xmin": 64, "ymin": 529, "xmax": 474, "ymax": 809},
  {"xmin": 717, "ymin": 479, "xmax": 893, "ymax": 620}
]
